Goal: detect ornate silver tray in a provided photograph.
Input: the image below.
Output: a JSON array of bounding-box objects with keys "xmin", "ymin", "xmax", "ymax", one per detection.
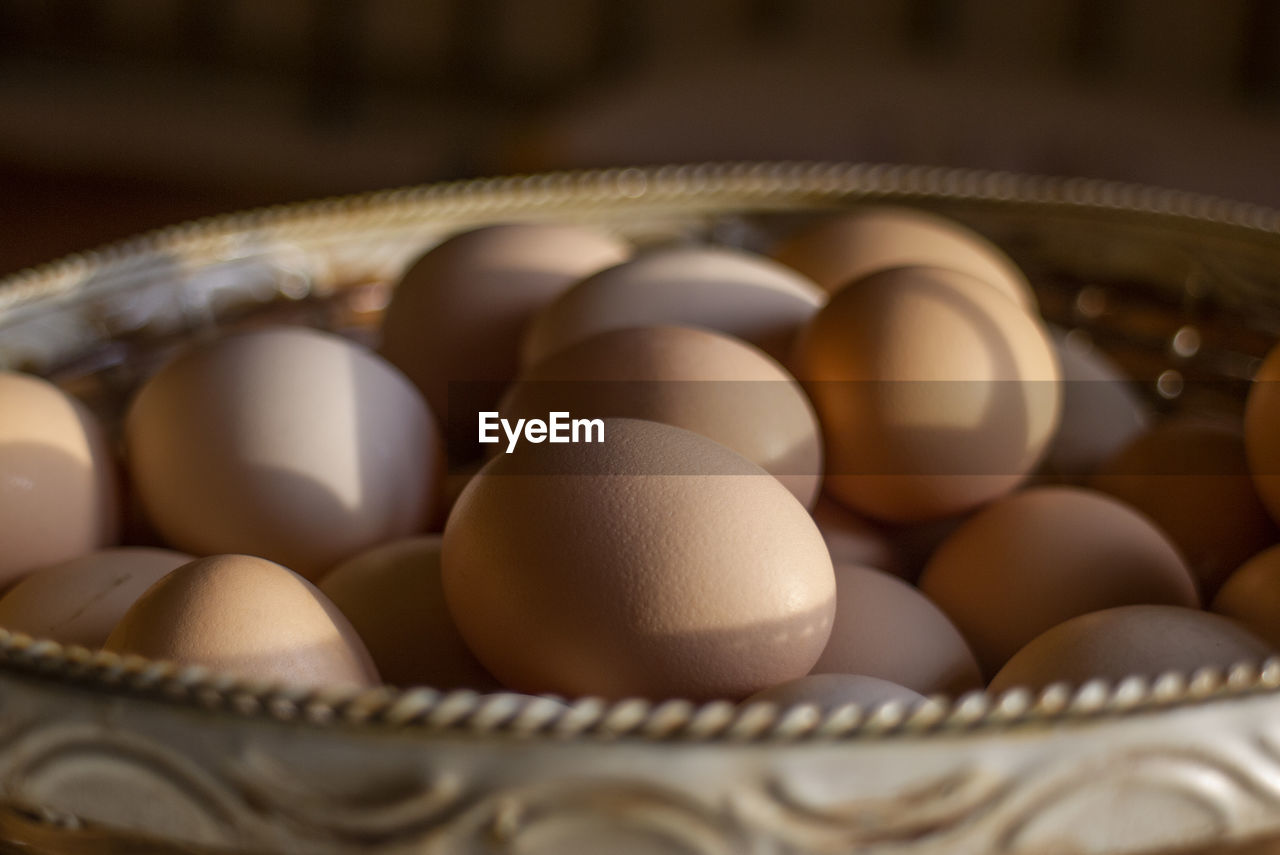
[{"xmin": 3, "ymin": 163, "xmax": 1280, "ymax": 855}]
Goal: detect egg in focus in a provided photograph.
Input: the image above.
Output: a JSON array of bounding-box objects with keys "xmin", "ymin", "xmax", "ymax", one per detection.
[{"xmin": 442, "ymin": 418, "xmax": 836, "ymax": 701}]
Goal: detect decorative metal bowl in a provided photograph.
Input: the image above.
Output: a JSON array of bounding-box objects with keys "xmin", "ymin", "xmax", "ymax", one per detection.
[{"xmin": 3, "ymin": 163, "xmax": 1280, "ymax": 855}]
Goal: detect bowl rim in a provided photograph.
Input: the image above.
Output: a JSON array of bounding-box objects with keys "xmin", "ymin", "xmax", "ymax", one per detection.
[{"xmin": 3, "ymin": 160, "xmax": 1280, "ymax": 743}]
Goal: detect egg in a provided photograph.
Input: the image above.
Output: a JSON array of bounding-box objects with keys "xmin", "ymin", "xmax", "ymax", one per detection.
[
  {"xmin": 522, "ymin": 246, "xmax": 825, "ymax": 367},
  {"xmin": 105, "ymin": 554, "xmax": 378, "ymax": 688},
  {"xmin": 380, "ymin": 224, "xmax": 630, "ymax": 453},
  {"xmin": 989, "ymin": 605, "xmax": 1273, "ymax": 694},
  {"xmin": 1244, "ymin": 341, "xmax": 1280, "ymax": 527},
  {"xmin": 1091, "ymin": 419, "xmax": 1276, "ymax": 598},
  {"xmin": 744, "ymin": 673, "xmax": 926, "ymax": 710},
  {"xmin": 811, "ymin": 496, "xmax": 901, "ymax": 576},
  {"xmin": 1041, "ymin": 329, "xmax": 1150, "ymax": 481},
  {"xmin": 0, "ymin": 547, "xmax": 191, "ymax": 648},
  {"xmin": 810, "ymin": 564, "xmax": 982, "ymax": 696},
  {"xmin": 319, "ymin": 536, "xmax": 498, "ymax": 690},
  {"xmin": 1212, "ymin": 545, "xmax": 1280, "ymax": 648},
  {"xmin": 500, "ymin": 325, "xmax": 824, "ymax": 507},
  {"xmin": 442, "ymin": 418, "xmax": 836, "ymax": 701},
  {"xmin": 919, "ymin": 486, "xmax": 1199, "ymax": 677},
  {"xmin": 770, "ymin": 206, "xmax": 1036, "ymax": 309},
  {"xmin": 791, "ymin": 266, "xmax": 1061, "ymax": 523},
  {"xmin": 125, "ymin": 327, "xmax": 441, "ymax": 580},
  {"xmin": 0, "ymin": 371, "xmax": 120, "ymax": 587}
]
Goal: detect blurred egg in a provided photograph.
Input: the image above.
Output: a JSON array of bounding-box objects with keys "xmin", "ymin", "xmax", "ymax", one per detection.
[
  {"xmin": 125, "ymin": 327, "xmax": 442, "ymax": 580},
  {"xmin": 380, "ymin": 224, "xmax": 630, "ymax": 454},
  {"xmin": 0, "ymin": 371, "xmax": 120, "ymax": 587},
  {"xmin": 1091, "ymin": 419, "xmax": 1276, "ymax": 598},
  {"xmin": 105, "ymin": 554, "xmax": 378, "ymax": 688},
  {"xmin": 811, "ymin": 496, "xmax": 900, "ymax": 576},
  {"xmin": 744, "ymin": 673, "xmax": 925, "ymax": 710},
  {"xmin": 989, "ymin": 605, "xmax": 1273, "ymax": 694},
  {"xmin": 1041, "ymin": 329, "xmax": 1150, "ymax": 481},
  {"xmin": 919, "ymin": 486, "xmax": 1199, "ymax": 677},
  {"xmin": 770, "ymin": 206, "xmax": 1036, "ymax": 310},
  {"xmin": 0, "ymin": 547, "xmax": 191, "ymax": 648},
  {"xmin": 1244, "ymin": 341, "xmax": 1280, "ymax": 527},
  {"xmin": 319, "ymin": 536, "xmax": 498, "ymax": 690},
  {"xmin": 1212, "ymin": 545, "xmax": 1280, "ymax": 648},
  {"xmin": 442, "ymin": 418, "xmax": 835, "ymax": 701},
  {"xmin": 500, "ymin": 325, "xmax": 823, "ymax": 507},
  {"xmin": 791, "ymin": 266, "xmax": 1061, "ymax": 522},
  {"xmin": 810, "ymin": 564, "xmax": 981, "ymax": 695},
  {"xmin": 522, "ymin": 246, "xmax": 824, "ymax": 367}
]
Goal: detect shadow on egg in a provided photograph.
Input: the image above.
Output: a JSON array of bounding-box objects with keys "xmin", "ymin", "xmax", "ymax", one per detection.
[
  {"xmin": 491, "ymin": 600, "xmax": 838, "ymax": 704},
  {"xmin": 804, "ymin": 268, "xmax": 1059, "ymax": 522}
]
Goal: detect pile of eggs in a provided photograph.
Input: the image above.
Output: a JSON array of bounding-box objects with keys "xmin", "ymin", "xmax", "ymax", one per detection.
[{"xmin": 5, "ymin": 206, "xmax": 1280, "ymax": 712}]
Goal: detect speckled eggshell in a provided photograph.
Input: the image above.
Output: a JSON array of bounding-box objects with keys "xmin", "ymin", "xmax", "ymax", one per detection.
[
  {"xmin": 522, "ymin": 246, "xmax": 825, "ymax": 367},
  {"xmin": 791, "ymin": 266, "xmax": 1061, "ymax": 523},
  {"xmin": 319, "ymin": 536, "xmax": 498, "ymax": 690},
  {"xmin": 0, "ymin": 371, "xmax": 120, "ymax": 587},
  {"xmin": 1212, "ymin": 545, "xmax": 1280, "ymax": 648},
  {"xmin": 500, "ymin": 325, "xmax": 824, "ymax": 507},
  {"xmin": 105, "ymin": 554, "xmax": 379, "ymax": 688},
  {"xmin": 1244, "ymin": 341, "xmax": 1280, "ymax": 528},
  {"xmin": 1091, "ymin": 419, "xmax": 1277, "ymax": 598},
  {"xmin": 810, "ymin": 563, "xmax": 982, "ymax": 696},
  {"xmin": 125, "ymin": 327, "xmax": 441, "ymax": 580},
  {"xmin": 0, "ymin": 547, "xmax": 191, "ymax": 648},
  {"xmin": 919, "ymin": 486, "xmax": 1199, "ymax": 678},
  {"xmin": 442, "ymin": 418, "xmax": 836, "ymax": 701},
  {"xmin": 989, "ymin": 605, "xmax": 1273, "ymax": 694},
  {"xmin": 770, "ymin": 206, "xmax": 1036, "ymax": 310},
  {"xmin": 743, "ymin": 673, "xmax": 925, "ymax": 710},
  {"xmin": 380, "ymin": 224, "xmax": 630, "ymax": 450}
]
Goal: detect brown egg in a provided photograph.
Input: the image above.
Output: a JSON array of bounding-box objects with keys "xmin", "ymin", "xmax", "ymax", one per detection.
[
  {"xmin": 1041, "ymin": 329, "xmax": 1150, "ymax": 482},
  {"xmin": 380, "ymin": 224, "xmax": 630, "ymax": 453},
  {"xmin": 919, "ymin": 486, "xmax": 1199, "ymax": 678},
  {"xmin": 125, "ymin": 327, "xmax": 442, "ymax": 580},
  {"xmin": 811, "ymin": 564, "xmax": 982, "ymax": 696},
  {"xmin": 500, "ymin": 325, "xmax": 824, "ymax": 507},
  {"xmin": 1212, "ymin": 545, "xmax": 1280, "ymax": 648},
  {"xmin": 744, "ymin": 674, "xmax": 925, "ymax": 710},
  {"xmin": 319, "ymin": 536, "xmax": 498, "ymax": 690},
  {"xmin": 105, "ymin": 554, "xmax": 378, "ymax": 688},
  {"xmin": 1245, "ymin": 342, "xmax": 1280, "ymax": 527},
  {"xmin": 771, "ymin": 206, "xmax": 1036, "ymax": 310},
  {"xmin": 442, "ymin": 418, "xmax": 835, "ymax": 701},
  {"xmin": 522, "ymin": 246, "xmax": 825, "ymax": 367},
  {"xmin": 791, "ymin": 266, "xmax": 1061, "ymax": 523},
  {"xmin": 0, "ymin": 547, "xmax": 191, "ymax": 648},
  {"xmin": 811, "ymin": 496, "xmax": 901, "ymax": 576},
  {"xmin": 0, "ymin": 371, "xmax": 120, "ymax": 587},
  {"xmin": 1091, "ymin": 419, "xmax": 1276, "ymax": 598},
  {"xmin": 989, "ymin": 605, "xmax": 1273, "ymax": 694}
]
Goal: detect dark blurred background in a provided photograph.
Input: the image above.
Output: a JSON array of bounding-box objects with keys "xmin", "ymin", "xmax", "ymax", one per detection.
[{"xmin": 1, "ymin": 0, "xmax": 1278, "ymax": 277}]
